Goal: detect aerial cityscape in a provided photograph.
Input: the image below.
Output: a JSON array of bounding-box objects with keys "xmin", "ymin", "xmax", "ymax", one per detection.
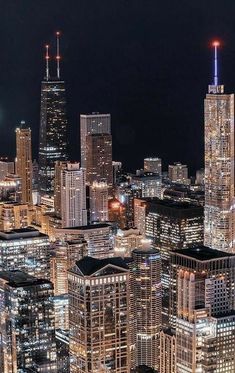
[{"xmin": 1, "ymin": 2, "xmax": 235, "ymax": 373}]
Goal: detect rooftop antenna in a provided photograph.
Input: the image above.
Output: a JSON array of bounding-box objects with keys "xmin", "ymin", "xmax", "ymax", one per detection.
[
  {"xmin": 45, "ymin": 44, "xmax": 50, "ymax": 80},
  {"xmin": 212, "ymin": 40, "xmax": 220, "ymax": 86},
  {"xmin": 56, "ymin": 31, "xmax": 61, "ymax": 79}
]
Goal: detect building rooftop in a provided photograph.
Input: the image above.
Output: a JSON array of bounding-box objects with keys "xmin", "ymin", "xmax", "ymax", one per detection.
[
  {"xmin": 0, "ymin": 227, "xmax": 48, "ymax": 240},
  {"xmin": 60, "ymin": 223, "xmax": 111, "ymax": 231},
  {"xmin": 132, "ymin": 247, "xmax": 160, "ymax": 255},
  {"xmin": 0, "ymin": 270, "xmax": 51, "ymax": 287},
  {"xmin": 174, "ymin": 246, "xmax": 235, "ymax": 261},
  {"xmin": 75, "ymin": 256, "xmax": 129, "ymax": 276}
]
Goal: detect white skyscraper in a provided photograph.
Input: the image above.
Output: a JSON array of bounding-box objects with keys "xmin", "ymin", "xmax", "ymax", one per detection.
[
  {"xmin": 80, "ymin": 113, "xmax": 111, "ymax": 168},
  {"xmin": 89, "ymin": 181, "xmax": 109, "ymax": 223},
  {"xmin": 61, "ymin": 163, "xmax": 87, "ymax": 228},
  {"xmin": 204, "ymin": 41, "xmax": 235, "ymax": 252}
]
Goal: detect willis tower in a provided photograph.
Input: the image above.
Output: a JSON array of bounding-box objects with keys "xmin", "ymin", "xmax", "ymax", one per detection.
[{"xmin": 38, "ymin": 32, "xmax": 68, "ymax": 195}]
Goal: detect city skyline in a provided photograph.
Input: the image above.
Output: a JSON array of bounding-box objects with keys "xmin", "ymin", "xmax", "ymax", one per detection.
[{"xmin": 2, "ymin": 1, "xmax": 235, "ymax": 172}]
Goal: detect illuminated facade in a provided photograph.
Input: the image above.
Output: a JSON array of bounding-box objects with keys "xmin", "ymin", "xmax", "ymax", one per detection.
[
  {"xmin": 144, "ymin": 157, "xmax": 162, "ymax": 174},
  {"xmin": 131, "ymin": 246, "xmax": 162, "ymax": 370},
  {"xmin": 0, "ymin": 202, "xmax": 28, "ymax": 230},
  {"xmin": 159, "ymin": 329, "xmax": 176, "ymax": 373},
  {"xmin": 68, "ymin": 256, "xmax": 130, "ymax": 373},
  {"xmin": 55, "ymin": 223, "xmax": 113, "ymax": 259},
  {"xmin": 61, "ymin": 162, "xmax": 87, "ymax": 228},
  {"xmin": 204, "ymin": 51, "xmax": 234, "ymax": 251},
  {"xmin": 114, "ymin": 227, "xmax": 144, "ymax": 257},
  {"xmin": 89, "ymin": 181, "xmax": 109, "ymax": 223},
  {"xmin": 145, "ymin": 198, "xmax": 203, "ymax": 326},
  {"xmin": 15, "ymin": 123, "xmax": 33, "ymax": 204},
  {"xmin": 54, "ymin": 160, "xmax": 67, "ymax": 218},
  {"xmin": 80, "ymin": 113, "xmax": 111, "ymax": 168},
  {"xmin": 134, "ymin": 198, "xmax": 146, "ymax": 235},
  {"xmin": 170, "ymin": 246, "xmax": 235, "ymax": 372},
  {"xmin": 39, "ymin": 76, "xmax": 68, "ymax": 194},
  {"xmin": 0, "ymin": 160, "xmax": 14, "ymax": 181},
  {"xmin": 133, "ymin": 173, "xmax": 162, "ymax": 199},
  {"xmin": 0, "ymin": 270, "xmax": 57, "ymax": 372},
  {"xmin": 168, "ymin": 162, "xmax": 189, "ymax": 184},
  {"xmin": 86, "ymin": 133, "xmax": 113, "ymax": 186},
  {"xmin": 0, "ymin": 227, "xmax": 50, "ymax": 279}
]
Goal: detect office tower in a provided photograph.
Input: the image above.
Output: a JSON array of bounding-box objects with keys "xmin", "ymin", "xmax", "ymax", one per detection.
[
  {"xmin": 112, "ymin": 160, "xmax": 122, "ymax": 184},
  {"xmin": 171, "ymin": 246, "xmax": 235, "ymax": 372},
  {"xmin": 61, "ymin": 162, "xmax": 87, "ymax": 228},
  {"xmin": 108, "ymin": 197, "xmax": 126, "ymax": 229},
  {"xmin": 145, "ymin": 198, "xmax": 204, "ymax": 326},
  {"xmin": 131, "ymin": 245, "xmax": 162, "ymax": 370},
  {"xmin": 0, "ymin": 159, "xmax": 14, "ymax": 181},
  {"xmin": 0, "ymin": 227, "xmax": 50, "ymax": 279},
  {"xmin": 0, "ymin": 202, "xmax": 28, "ymax": 230},
  {"xmin": 68, "ymin": 256, "xmax": 130, "ymax": 373},
  {"xmin": 114, "ymin": 227, "xmax": 144, "ymax": 257},
  {"xmin": 134, "ymin": 198, "xmax": 147, "ymax": 234},
  {"xmin": 86, "ymin": 133, "xmax": 113, "ymax": 186},
  {"xmin": 144, "ymin": 157, "xmax": 162, "ymax": 174},
  {"xmin": 204, "ymin": 42, "xmax": 235, "ymax": 252},
  {"xmin": 89, "ymin": 181, "xmax": 109, "ymax": 223},
  {"xmin": 54, "ymin": 160, "xmax": 67, "ymax": 218},
  {"xmin": 80, "ymin": 112, "xmax": 111, "ymax": 168},
  {"xmin": 133, "ymin": 173, "xmax": 162, "ymax": 198},
  {"xmin": 168, "ymin": 162, "xmax": 188, "ymax": 184},
  {"xmin": 0, "ymin": 270, "xmax": 57, "ymax": 372},
  {"xmin": 39, "ymin": 35, "xmax": 68, "ymax": 195},
  {"xmin": 116, "ymin": 184, "xmax": 142, "ymax": 229},
  {"xmin": 56, "ymin": 223, "xmax": 113, "ymax": 258},
  {"xmin": 0, "ymin": 174, "xmax": 22, "ymax": 203},
  {"xmin": 51, "ymin": 238, "xmax": 87, "ymax": 295},
  {"xmin": 15, "ymin": 123, "xmax": 33, "ymax": 204},
  {"xmin": 159, "ymin": 329, "xmax": 176, "ymax": 373}
]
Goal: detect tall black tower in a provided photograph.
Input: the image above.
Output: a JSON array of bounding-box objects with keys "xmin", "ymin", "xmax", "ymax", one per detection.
[{"xmin": 38, "ymin": 33, "xmax": 68, "ymax": 195}]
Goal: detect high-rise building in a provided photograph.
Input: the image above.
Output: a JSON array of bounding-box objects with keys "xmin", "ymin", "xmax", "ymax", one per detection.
[
  {"xmin": 0, "ymin": 159, "xmax": 14, "ymax": 181},
  {"xmin": 61, "ymin": 162, "xmax": 87, "ymax": 228},
  {"xmin": 38, "ymin": 36, "xmax": 68, "ymax": 195},
  {"xmin": 170, "ymin": 246, "xmax": 235, "ymax": 372},
  {"xmin": 145, "ymin": 198, "xmax": 204, "ymax": 326},
  {"xmin": 133, "ymin": 173, "xmax": 162, "ymax": 199},
  {"xmin": 0, "ymin": 270, "xmax": 57, "ymax": 372},
  {"xmin": 131, "ymin": 246, "xmax": 162, "ymax": 370},
  {"xmin": 54, "ymin": 160, "xmax": 67, "ymax": 218},
  {"xmin": 168, "ymin": 162, "xmax": 188, "ymax": 184},
  {"xmin": 204, "ymin": 42, "xmax": 235, "ymax": 252},
  {"xmin": 0, "ymin": 227, "xmax": 50, "ymax": 279},
  {"xmin": 134, "ymin": 198, "xmax": 147, "ymax": 235},
  {"xmin": 55, "ymin": 223, "xmax": 113, "ymax": 259},
  {"xmin": 114, "ymin": 227, "xmax": 144, "ymax": 257},
  {"xmin": 159, "ymin": 329, "xmax": 176, "ymax": 373},
  {"xmin": 112, "ymin": 160, "xmax": 122, "ymax": 184},
  {"xmin": 144, "ymin": 157, "xmax": 162, "ymax": 175},
  {"xmin": 0, "ymin": 202, "xmax": 28, "ymax": 230},
  {"xmin": 80, "ymin": 113, "xmax": 111, "ymax": 168},
  {"xmin": 89, "ymin": 181, "xmax": 109, "ymax": 223},
  {"xmin": 15, "ymin": 123, "xmax": 33, "ymax": 204},
  {"xmin": 68, "ymin": 256, "xmax": 130, "ymax": 373},
  {"xmin": 86, "ymin": 133, "xmax": 113, "ymax": 186}
]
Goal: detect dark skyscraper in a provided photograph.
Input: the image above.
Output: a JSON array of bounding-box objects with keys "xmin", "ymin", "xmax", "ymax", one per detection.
[{"xmin": 38, "ymin": 33, "xmax": 68, "ymax": 195}]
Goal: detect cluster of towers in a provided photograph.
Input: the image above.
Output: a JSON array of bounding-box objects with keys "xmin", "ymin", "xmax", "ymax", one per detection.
[{"xmin": 1, "ymin": 36, "xmax": 235, "ymax": 373}]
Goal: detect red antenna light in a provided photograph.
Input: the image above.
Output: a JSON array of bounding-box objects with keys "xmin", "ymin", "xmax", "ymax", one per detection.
[{"xmin": 56, "ymin": 31, "xmax": 61, "ymax": 79}]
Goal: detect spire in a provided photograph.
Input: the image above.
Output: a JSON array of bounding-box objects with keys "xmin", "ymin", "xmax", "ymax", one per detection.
[
  {"xmin": 56, "ymin": 31, "xmax": 61, "ymax": 79},
  {"xmin": 212, "ymin": 40, "xmax": 220, "ymax": 86},
  {"xmin": 45, "ymin": 44, "xmax": 50, "ymax": 80}
]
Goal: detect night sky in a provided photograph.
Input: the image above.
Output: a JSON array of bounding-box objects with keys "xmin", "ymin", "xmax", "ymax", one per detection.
[{"xmin": 1, "ymin": 0, "xmax": 235, "ymax": 174}]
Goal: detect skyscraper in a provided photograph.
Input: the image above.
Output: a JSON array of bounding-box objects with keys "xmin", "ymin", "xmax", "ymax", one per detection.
[
  {"xmin": 15, "ymin": 122, "xmax": 33, "ymax": 204},
  {"xmin": 80, "ymin": 113, "xmax": 111, "ymax": 168},
  {"xmin": 61, "ymin": 162, "xmax": 87, "ymax": 227},
  {"xmin": 131, "ymin": 245, "xmax": 162, "ymax": 370},
  {"xmin": 86, "ymin": 133, "xmax": 113, "ymax": 186},
  {"xmin": 68, "ymin": 256, "xmax": 130, "ymax": 373},
  {"xmin": 0, "ymin": 270, "xmax": 57, "ymax": 372},
  {"xmin": 170, "ymin": 246, "xmax": 235, "ymax": 372},
  {"xmin": 38, "ymin": 34, "xmax": 68, "ymax": 195},
  {"xmin": 168, "ymin": 162, "xmax": 188, "ymax": 184},
  {"xmin": 144, "ymin": 157, "xmax": 162, "ymax": 175},
  {"xmin": 89, "ymin": 181, "xmax": 109, "ymax": 223},
  {"xmin": 204, "ymin": 41, "xmax": 235, "ymax": 252}
]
